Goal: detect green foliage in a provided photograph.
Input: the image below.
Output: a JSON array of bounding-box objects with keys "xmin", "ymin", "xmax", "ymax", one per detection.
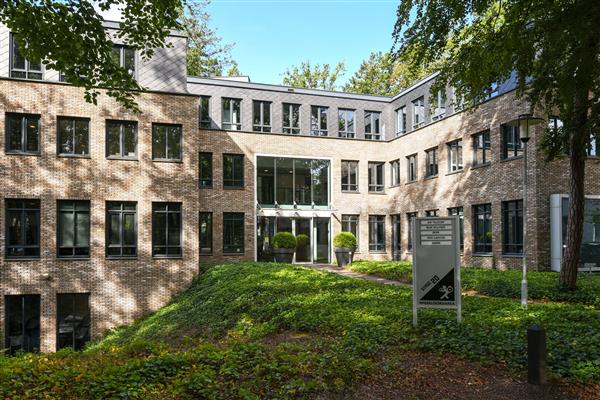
[
  {"xmin": 295, "ymin": 234, "xmax": 309, "ymax": 247},
  {"xmin": 272, "ymin": 232, "xmax": 296, "ymax": 249},
  {"xmin": 333, "ymin": 232, "xmax": 357, "ymax": 249},
  {"xmin": 0, "ymin": 0, "xmax": 182, "ymax": 111},
  {"xmin": 350, "ymin": 260, "xmax": 413, "ymax": 283},
  {"xmin": 281, "ymin": 61, "xmax": 346, "ymax": 91}
]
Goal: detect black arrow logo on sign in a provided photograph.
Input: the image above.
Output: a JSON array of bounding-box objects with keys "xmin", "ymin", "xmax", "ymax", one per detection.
[{"xmin": 420, "ymin": 269, "xmax": 455, "ymax": 302}]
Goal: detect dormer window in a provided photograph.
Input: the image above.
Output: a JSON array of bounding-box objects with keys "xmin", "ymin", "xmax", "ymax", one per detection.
[
  {"xmin": 10, "ymin": 34, "xmax": 42, "ymax": 80},
  {"xmin": 112, "ymin": 45, "xmax": 136, "ymax": 76}
]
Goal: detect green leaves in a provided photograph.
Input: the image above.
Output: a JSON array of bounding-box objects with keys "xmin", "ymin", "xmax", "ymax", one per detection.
[{"xmin": 281, "ymin": 61, "xmax": 346, "ymax": 91}]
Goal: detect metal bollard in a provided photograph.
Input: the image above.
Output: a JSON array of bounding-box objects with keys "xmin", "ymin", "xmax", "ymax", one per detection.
[{"xmin": 527, "ymin": 325, "xmax": 547, "ymax": 385}]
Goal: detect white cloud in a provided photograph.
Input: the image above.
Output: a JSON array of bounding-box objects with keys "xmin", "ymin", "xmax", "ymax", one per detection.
[{"xmin": 93, "ymin": 2, "xmax": 123, "ymax": 21}]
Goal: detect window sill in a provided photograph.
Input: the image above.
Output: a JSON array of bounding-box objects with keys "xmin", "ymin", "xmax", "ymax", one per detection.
[
  {"xmin": 405, "ymin": 180, "xmax": 418, "ymax": 185},
  {"xmin": 200, "ymin": 252, "xmax": 213, "ymax": 256},
  {"xmin": 106, "ymin": 256, "xmax": 138, "ymax": 260},
  {"xmin": 368, "ymin": 191, "xmax": 386, "ymax": 195},
  {"xmin": 424, "ymin": 175, "xmax": 438, "ymax": 181},
  {"xmin": 57, "ymin": 257, "xmax": 91, "ymax": 261},
  {"xmin": 471, "ymin": 162, "xmax": 491, "ymax": 170},
  {"xmin": 152, "ymin": 159, "xmax": 183, "ymax": 164},
  {"xmin": 5, "ymin": 151, "xmax": 40, "ymax": 156},
  {"xmin": 368, "ymin": 250, "xmax": 387, "ymax": 254},
  {"xmin": 58, "ymin": 154, "xmax": 91, "ymax": 159},
  {"xmin": 106, "ymin": 157, "xmax": 138, "ymax": 161},
  {"xmin": 341, "ymin": 190, "xmax": 360, "ymax": 194},
  {"xmin": 446, "ymin": 169, "xmax": 464, "ymax": 176},
  {"xmin": 223, "ymin": 252, "xmax": 245, "ymax": 256},
  {"xmin": 223, "ymin": 186, "xmax": 245, "ymax": 190},
  {"xmin": 388, "ymin": 184, "xmax": 401, "ymax": 189},
  {"xmin": 472, "ymin": 253, "xmax": 493, "ymax": 257},
  {"xmin": 152, "ymin": 256, "xmax": 183, "ymax": 260},
  {"xmin": 500, "ymin": 155, "xmax": 523, "ymax": 163},
  {"xmin": 4, "ymin": 257, "xmax": 41, "ymax": 261},
  {"xmin": 502, "ymin": 253, "xmax": 524, "ymax": 258},
  {"xmin": 200, "ymin": 185, "xmax": 213, "ymax": 189}
]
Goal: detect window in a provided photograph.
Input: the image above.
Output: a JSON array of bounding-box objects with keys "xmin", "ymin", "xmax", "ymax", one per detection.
[
  {"xmin": 425, "ymin": 209, "xmax": 438, "ymax": 217},
  {"xmin": 338, "ymin": 109, "xmax": 355, "ymax": 138},
  {"xmin": 253, "ymin": 100, "xmax": 271, "ymax": 132},
  {"xmin": 10, "ymin": 34, "xmax": 42, "ymax": 80},
  {"xmin": 407, "ymin": 154, "xmax": 417, "ymax": 182},
  {"xmin": 487, "ymin": 82, "xmax": 499, "ymax": 99},
  {"xmin": 106, "ymin": 120, "xmax": 137, "ymax": 159},
  {"xmin": 283, "ymin": 103, "xmax": 300, "ymax": 134},
  {"xmin": 111, "ymin": 45, "xmax": 136, "ymax": 76},
  {"xmin": 222, "ymin": 98, "xmax": 241, "ymax": 130},
  {"xmin": 431, "ymin": 90, "xmax": 446, "ymax": 120},
  {"xmin": 501, "ymin": 124, "xmax": 522, "ymax": 159},
  {"xmin": 502, "ymin": 200, "xmax": 523, "ymax": 254},
  {"xmin": 390, "ymin": 159, "xmax": 400, "ymax": 186},
  {"xmin": 56, "ymin": 293, "xmax": 90, "ymax": 351},
  {"xmin": 311, "ymin": 106, "xmax": 328, "ymax": 136},
  {"xmin": 199, "ymin": 212, "xmax": 213, "ymax": 254},
  {"xmin": 152, "ymin": 202, "xmax": 182, "ymax": 257},
  {"xmin": 448, "ymin": 207, "xmax": 464, "ymax": 252},
  {"xmin": 412, "ymin": 97, "xmax": 425, "ymax": 129},
  {"xmin": 199, "ymin": 152, "xmax": 213, "ymax": 188},
  {"xmin": 425, "ymin": 147, "xmax": 438, "ymax": 178},
  {"xmin": 473, "ymin": 203, "xmax": 492, "ymax": 253},
  {"xmin": 588, "ymin": 134, "xmax": 598, "ymax": 157},
  {"xmin": 152, "ymin": 124, "xmax": 182, "ymax": 161},
  {"xmin": 199, "ymin": 96, "xmax": 211, "ymax": 128},
  {"xmin": 473, "ymin": 130, "xmax": 491, "ymax": 166},
  {"xmin": 57, "ymin": 117, "xmax": 89, "ymax": 156},
  {"xmin": 364, "ymin": 111, "xmax": 381, "ymax": 140},
  {"xmin": 368, "ymin": 162, "xmax": 384, "ymax": 192},
  {"xmin": 57, "ymin": 201, "xmax": 90, "ymax": 258},
  {"xmin": 5, "ymin": 295, "xmax": 40, "ymax": 355},
  {"xmin": 341, "ymin": 160, "xmax": 359, "ymax": 192},
  {"xmin": 368, "ymin": 215, "xmax": 385, "ymax": 251},
  {"xmin": 396, "ymin": 106, "xmax": 407, "ymax": 135},
  {"xmin": 5, "ymin": 199, "xmax": 40, "ymax": 258},
  {"xmin": 5, "ymin": 113, "xmax": 40, "ymax": 154},
  {"xmin": 223, "ymin": 154, "xmax": 244, "ymax": 188},
  {"xmin": 341, "ymin": 214, "xmax": 359, "ymax": 251},
  {"xmin": 223, "ymin": 212, "xmax": 244, "ymax": 254},
  {"xmin": 106, "ymin": 202, "xmax": 137, "ymax": 257},
  {"xmin": 448, "ymin": 139, "xmax": 463, "ymax": 172},
  {"xmin": 407, "ymin": 212, "xmax": 417, "ymax": 251}
]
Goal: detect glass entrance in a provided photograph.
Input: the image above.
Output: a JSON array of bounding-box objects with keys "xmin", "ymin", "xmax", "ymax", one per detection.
[
  {"xmin": 314, "ymin": 217, "xmax": 330, "ymax": 263},
  {"xmin": 295, "ymin": 218, "xmax": 312, "ymax": 263}
]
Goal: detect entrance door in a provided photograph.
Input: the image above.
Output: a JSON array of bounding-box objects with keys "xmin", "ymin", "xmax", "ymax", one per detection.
[
  {"xmin": 392, "ymin": 215, "xmax": 401, "ymax": 261},
  {"xmin": 295, "ymin": 218, "xmax": 312, "ymax": 263},
  {"xmin": 314, "ymin": 217, "xmax": 330, "ymax": 263},
  {"xmin": 5, "ymin": 294, "xmax": 40, "ymax": 354}
]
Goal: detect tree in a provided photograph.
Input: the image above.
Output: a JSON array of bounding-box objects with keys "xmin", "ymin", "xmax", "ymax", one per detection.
[
  {"xmin": 226, "ymin": 64, "xmax": 242, "ymax": 77},
  {"xmin": 282, "ymin": 61, "xmax": 346, "ymax": 91},
  {"xmin": 181, "ymin": 0, "xmax": 237, "ymax": 77},
  {"xmin": 344, "ymin": 51, "xmax": 429, "ymax": 96},
  {"xmin": 393, "ymin": 0, "xmax": 600, "ymax": 289},
  {"xmin": 0, "ymin": 0, "xmax": 182, "ymax": 111}
]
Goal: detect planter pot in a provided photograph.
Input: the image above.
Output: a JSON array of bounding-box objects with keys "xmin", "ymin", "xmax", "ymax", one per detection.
[
  {"xmin": 334, "ymin": 248, "xmax": 354, "ymax": 268},
  {"xmin": 272, "ymin": 248, "xmax": 295, "ymax": 263}
]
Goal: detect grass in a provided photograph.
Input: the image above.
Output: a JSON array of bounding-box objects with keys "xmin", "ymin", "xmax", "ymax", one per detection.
[
  {"xmin": 350, "ymin": 260, "xmax": 600, "ymax": 306},
  {"xmin": 1, "ymin": 262, "xmax": 599, "ymax": 399}
]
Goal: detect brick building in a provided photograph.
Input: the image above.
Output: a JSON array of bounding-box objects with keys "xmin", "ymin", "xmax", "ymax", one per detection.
[{"xmin": 1, "ymin": 23, "xmax": 599, "ymax": 353}]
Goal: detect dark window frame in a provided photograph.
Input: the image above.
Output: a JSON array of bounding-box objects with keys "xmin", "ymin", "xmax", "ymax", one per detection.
[
  {"xmin": 222, "ymin": 97, "xmax": 242, "ymax": 131},
  {"xmin": 152, "ymin": 123, "xmax": 182, "ymax": 162},
  {"xmin": 282, "ymin": 103, "xmax": 301, "ymax": 134},
  {"xmin": 105, "ymin": 120, "xmax": 138, "ymax": 160},
  {"xmin": 152, "ymin": 202, "xmax": 182, "ymax": 258},
  {"xmin": 473, "ymin": 203, "xmax": 493, "ymax": 253},
  {"xmin": 407, "ymin": 212, "xmax": 417, "ymax": 251},
  {"xmin": 199, "ymin": 96, "xmax": 211, "ymax": 128},
  {"xmin": 368, "ymin": 162, "xmax": 385, "ymax": 193},
  {"xmin": 501, "ymin": 124, "xmax": 522, "ymax": 159},
  {"xmin": 199, "ymin": 212, "xmax": 213, "ymax": 255},
  {"xmin": 111, "ymin": 44, "xmax": 136, "ymax": 77},
  {"xmin": 252, "ymin": 100, "xmax": 272, "ymax": 133},
  {"xmin": 106, "ymin": 201, "xmax": 137, "ymax": 258},
  {"xmin": 5, "ymin": 294, "xmax": 40, "ymax": 355},
  {"xmin": 364, "ymin": 111, "xmax": 381, "ymax": 140},
  {"xmin": 199, "ymin": 152, "xmax": 213, "ymax": 188},
  {"xmin": 341, "ymin": 160, "xmax": 359, "ymax": 192},
  {"xmin": 338, "ymin": 108, "xmax": 355, "ymax": 138},
  {"xmin": 502, "ymin": 199, "xmax": 524, "ymax": 254},
  {"xmin": 473, "ymin": 130, "xmax": 491, "ymax": 166},
  {"xmin": 407, "ymin": 154, "xmax": 418, "ymax": 182},
  {"xmin": 57, "ymin": 200, "xmax": 91, "ymax": 258},
  {"xmin": 5, "ymin": 112, "xmax": 41, "ymax": 155},
  {"xmin": 447, "ymin": 139, "xmax": 464, "ymax": 172},
  {"xmin": 10, "ymin": 33, "xmax": 42, "ymax": 80},
  {"xmin": 5, "ymin": 199, "xmax": 40, "ymax": 259},
  {"xmin": 223, "ymin": 212, "xmax": 245, "ymax": 254},
  {"xmin": 448, "ymin": 206, "xmax": 465, "ymax": 252},
  {"xmin": 310, "ymin": 105, "xmax": 328, "ymax": 136},
  {"xmin": 57, "ymin": 116, "xmax": 90, "ymax": 157},
  {"xmin": 425, "ymin": 147, "xmax": 438, "ymax": 178},
  {"xmin": 223, "ymin": 153, "xmax": 244, "ymax": 188},
  {"xmin": 56, "ymin": 293, "xmax": 91, "ymax": 351},
  {"xmin": 368, "ymin": 215, "xmax": 386, "ymax": 252}
]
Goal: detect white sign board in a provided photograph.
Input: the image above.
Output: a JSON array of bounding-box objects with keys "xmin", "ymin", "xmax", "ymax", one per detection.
[{"xmin": 412, "ymin": 217, "xmax": 461, "ymax": 326}]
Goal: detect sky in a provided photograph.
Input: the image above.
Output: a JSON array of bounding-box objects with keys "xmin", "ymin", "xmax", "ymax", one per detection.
[{"xmin": 206, "ymin": 0, "xmax": 399, "ymax": 85}]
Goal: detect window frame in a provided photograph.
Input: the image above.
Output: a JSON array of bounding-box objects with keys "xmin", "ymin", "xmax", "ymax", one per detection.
[
  {"xmin": 341, "ymin": 160, "xmax": 359, "ymax": 192},
  {"xmin": 105, "ymin": 120, "xmax": 138, "ymax": 160},
  {"xmin": 364, "ymin": 111, "xmax": 381, "ymax": 140},
  {"xmin": 199, "ymin": 211, "xmax": 213, "ymax": 255},
  {"xmin": 111, "ymin": 44, "xmax": 136, "ymax": 77},
  {"xmin": 390, "ymin": 159, "xmax": 401, "ymax": 186},
  {"xmin": 337, "ymin": 108, "xmax": 355, "ymax": 138},
  {"xmin": 223, "ymin": 212, "xmax": 245, "ymax": 254},
  {"xmin": 56, "ymin": 293, "xmax": 91, "ymax": 351},
  {"xmin": 10, "ymin": 33, "xmax": 42, "ymax": 80},
  {"xmin": 406, "ymin": 154, "xmax": 418, "ymax": 182},
  {"xmin": 282, "ymin": 103, "xmax": 301, "ymax": 134},
  {"xmin": 199, "ymin": 96, "xmax": 211, "ymax": 128},
  {"xmin": 368, "ymin": 162, "xmax": 385, "ymax": 193},
  {"xmin": 501, "ymin": 124, "xmax": 522, "ymax": 160},
  {"xmin": 502, "ymin": 199, "xmax": 524, "ymax": 254},
  {"xmin": 5, "ymin": 199, "xmax": 41, "ymax": 259},
  {"xmin": 310, "ymin": 105, "xmax": 328, "ymax": 136},
  {"xmin": 447, "ymin": 139, "xmax": 464, "ymax": 172},
  {"xmin": 106, "ymin": 201, "xmax": 137, "ymax": 258},
  {"xmin": 152, "ymin": 202, "xmax": 182, "ymax": 258},
  {"xmin": 368, "ymin": 215, "xmax": 386, "ymax": 252},
  {"xmin": 252, "ymin": 100, "xmax": 272, "ymax": 133},
  {"xmin": 407, "ymin": 212, "xmax": 417, "ymax": 252},
  {"xmin": 5, "ymin": 112, "xmax": 41, "ymax": 155},
  {"xmin": 199, "ymin": 152, "xmax": 213, "ymax": 188},
  {"xmin": 222, "ymin": 98, "xmax": 242, "ymax": 131},
  {"xmin": 430, "ymin": 90, "xmax": 447, "ymax": 121},
  {"xmin": 473, "ymin": 130, "xmax": 491, "ymax": 166},
  {"xmin": 425, "ymin": 147, "xmax": 438, "ymax": 178},
  {"xmin": 473, "ymin": 203, "xmax": 493, "ymax": 254},
  {"xmin": 447, "ymin": 206, "xmax": 465, "ymax": 252},
  {"xmin": 57, "ymin": 200, "xmax": 91, "ymax": 259},
  {"xmin": 57, "ymin": 116, "xmax": 90, "ymax": 157},
  {"xmin": 223, "ymin": 153, "xmax": 245, "ymax": 188},
  {"xmin": 341, "ymin": 214, "xmax": 359, "ymax": 251},
  {"xmin": 395, "ymin": 106, "xmax": 407, "ymax": 135},
  {"xmin": 412, "ymin": 97, "xmax": 425, "ymax": 129},
  {"xmin": 152, "ymin": 123, "xmax": 182, "ymax": 162}
]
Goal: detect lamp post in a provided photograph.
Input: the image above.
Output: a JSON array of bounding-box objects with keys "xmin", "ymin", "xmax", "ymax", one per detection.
[{"xmin": 518, "ymin": 113, "xmax": 544, "ymax": 309}]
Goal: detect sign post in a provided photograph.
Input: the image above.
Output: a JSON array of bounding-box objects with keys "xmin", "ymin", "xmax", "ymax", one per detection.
[{"xmin": 412, "ymin": 217, "xmax": 461, "ymax": 326}]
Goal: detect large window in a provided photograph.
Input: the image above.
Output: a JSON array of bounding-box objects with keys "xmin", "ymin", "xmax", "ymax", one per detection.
[
  {"xmin": 106, "ymin": 202, "xmax": 137, "ymax": 257},
  {"xmin": 222, "ymin": 98, "xmax": 241, "ymax": 131},
  {"xmin": 431, "ymin": 90, "xmax": 446, "ymax": 121},
  {"xmin": 152, "ymin": 124, "xmax": 182, "ymax": 161},
  {"xmin": 425, "ymin": 147, "xmax": 438, "ymax": 178},
  {"xmin": 223, "ymin": 154, "xmax": 244, "ymax": 188},
  {"xmin": 407, "ymin": 154, "xmax": 417, "ymax": 182},
  {"xmin": 448, "ymin": 139, "xmax": 463, "ymax": 172},
  {"xmin": 282, "ymin": 103, "xmax": 300, "ymax": 134},
  {"xmin": 57, "ymin": 200, "xmax": 90, "ymax": 258},
  {"xmin": 106, "ymin": 120, "xmax": 137, "ymax": 159},
  {"xmin": 368, "ymin": 215, "xmax": 385, "ymax": 251},
  {"xmin": 199, "ymin": 212, "xmax": 213, "ymax": 254},
  {"xmin": 341, "ymin": 160, "xmax": 358, "ymax": 192},
  {"xmin": 223, "ymin": 212, "xmax": 244, "ymax": 254},
  {"xmin": 5, "ymin": 199, "xmax": 40, "ymax": 258},
  {"xmin": 199, "ymin": 96, "xmax": 211, "ymax": 128},
  {"xmin": 5, "ymin": 113, "xmax": 40, "ymax": 154},
  {"xmin": 58, "ymin": 117, "xmax": 89, "ymax": 156},
  {"xmin": 253, "ymin": 100, "xmax": 271, "ymax": 133},
  {"xmin": 338, "ymin": 109, "xmax": 355, "ymax": 138},
  {"xmin": 152, "ymin": 202, "xmax": 182, "ymax": 257},
  {"xmin": 448, "ymin": 206, "xmax": 464, "ymax": 252},
  {"xmin": 473, "ymin": 203, "xmax": 493, "ymax": 253},
  {"xmin": 501, "ymin": 124, "xmax": 522, "ymax": 159},
  {"xmin": 407, "ymin": 212, "xmax": 417, "ymax": 251},
  {"xmin": 57, "ymin": 293, "xmax": 90, "ymax": 351},
  {"xmin": 502, "ymin": 200, "xmax": 523, "ymax": 254},
  {"xmin": 396, "ymin": 106, "xmax": 407, "ymax": 135},
  {"xmin": 257, "ymin": 156, "xmax": 330, "ymax": 207},
  {"xmin": 390, "ymin": 159, "xmax": 400, "ymax": 186},
  {"xmin": 311, "ymin": 106, "xmax": 328, "ymax": 136},
  {"xmin": 10, "ymin": 34, "xmax": 42, "ymax": 79},
  {"xmin": 5, "ymin": 295, "xmax": 40, "ymax": 355},
  {"xmin": 112, "ymin": 45, "xmax": 136, "ymax": 76},
  {"xmin": 368, "ymin": 162, "xmax": 384, "ymax": 192},
  {"xmin": 341, "ymin": 214, "xmax": 359, "ymax": 251},
  {"xmin": 412, "ymin": 97, "xmax": 425, "ymax": 129},
  {"xmin": 364, "ymin": 111, "xmax": 381, "ymax": 140},
  {"xmin": 199, "ymin": 152, "xmax": 213, "ymax": 188},
  {"xmin": 473, "ymin": 130, "xmax": 491, "ymax": 166}
]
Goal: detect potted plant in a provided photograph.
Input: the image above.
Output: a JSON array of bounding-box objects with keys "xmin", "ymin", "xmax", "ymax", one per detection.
[
  {"xmin": 333, "ymin": 232, "xmax": 356, "ymax": 268},
  {"xmin": 272, "ymin": 232, "xmax": 297, "ymax": 263}
]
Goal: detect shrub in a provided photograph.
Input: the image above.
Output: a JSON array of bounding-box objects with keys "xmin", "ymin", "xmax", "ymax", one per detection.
[
  {"xmin": 296, "ymin": 233, "xmax": 309, "ymax": 247},
  {"xmin": 272, "ymin": 232, "xmax": 296, "ymax": 249},
  {"xmin": 333, "ymin": 232, "xmax": 356, "ymax": 249}
]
